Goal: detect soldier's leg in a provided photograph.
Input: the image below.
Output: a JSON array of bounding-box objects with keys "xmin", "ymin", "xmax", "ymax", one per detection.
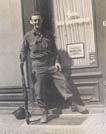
[
  {"xmin": 33, "ymin": 67, "xmax": 48, "ymax": 123},
  {"xmin": 72, "ymin": 94, "xmax": 88, "ymax": 113},
  {"xmin": 49, "ymin": 66, "xmax": 88, "ymax": 114},
  {"xmin": 49, "ymin": 66, "xmax": 73, "ymax": 101}
]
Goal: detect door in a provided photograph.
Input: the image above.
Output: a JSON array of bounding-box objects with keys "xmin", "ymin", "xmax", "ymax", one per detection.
[{"xmin": 21, "ymin": 0, "xmax": 51, "ymax": 102}]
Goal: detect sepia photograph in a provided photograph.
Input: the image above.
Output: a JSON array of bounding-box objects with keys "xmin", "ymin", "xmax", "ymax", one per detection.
[{"xmin": 0, "ymin": 0, "xmax": 106, "ymax": 133}]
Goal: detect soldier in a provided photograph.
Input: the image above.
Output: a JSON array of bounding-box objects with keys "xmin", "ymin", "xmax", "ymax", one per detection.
[{"xmin": 20, "ymin": 12, "xmax": 88, "ymax": 124}]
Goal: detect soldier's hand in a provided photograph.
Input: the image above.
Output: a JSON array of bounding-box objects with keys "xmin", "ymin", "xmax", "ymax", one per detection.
[{"xmin": 55, "ymin": 63, "xmax": 62, "ymax": 72}]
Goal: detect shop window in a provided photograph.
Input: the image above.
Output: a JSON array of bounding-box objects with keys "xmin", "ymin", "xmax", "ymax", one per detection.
[{"xmin": 51, "ymin": 0, "xmax": 97, "ymax": 68}]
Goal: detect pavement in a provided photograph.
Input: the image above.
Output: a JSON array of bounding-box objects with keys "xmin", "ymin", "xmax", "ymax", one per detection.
[{"xmin": 0, "ymin": 107, "xmax": 106, "ymax": 134}]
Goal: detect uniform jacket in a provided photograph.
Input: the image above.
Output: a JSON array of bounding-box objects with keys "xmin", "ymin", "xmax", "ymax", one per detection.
[{"xmin": 20, "ymin": 29, "xmax": 60, "ymax": 66}]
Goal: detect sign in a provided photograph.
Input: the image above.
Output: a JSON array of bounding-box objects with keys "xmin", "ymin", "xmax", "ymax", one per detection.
[{"xmin": 67, "ymin": 43, "xmax": 84, "ymax": 58}]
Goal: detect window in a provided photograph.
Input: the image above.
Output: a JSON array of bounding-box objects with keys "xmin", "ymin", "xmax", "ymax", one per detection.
[{"xmin": 52, "ymin": 0, "xmax": 97, "ymax": 68}]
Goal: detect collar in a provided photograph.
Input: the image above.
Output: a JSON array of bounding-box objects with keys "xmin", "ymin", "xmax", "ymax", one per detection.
[{"xmin": 32, "ymin": 29, "xmax": 41, "ymax": 36}]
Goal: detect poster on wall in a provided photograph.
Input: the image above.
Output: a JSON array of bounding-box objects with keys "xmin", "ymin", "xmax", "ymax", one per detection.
[{"xmin": 67, "ymin": 43, "xmax": 84, "ymax": 58}]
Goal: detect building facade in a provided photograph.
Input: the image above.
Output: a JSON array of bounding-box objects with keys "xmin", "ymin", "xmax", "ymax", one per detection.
[{"xmin": 0, "ymin": 0, "xmax": 106, "ymax": 110}]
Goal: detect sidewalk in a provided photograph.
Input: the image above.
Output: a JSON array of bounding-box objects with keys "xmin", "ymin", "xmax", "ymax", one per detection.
[{"xmin": 0, "ymin": 108, "xmax": 106, "ymax": 134}]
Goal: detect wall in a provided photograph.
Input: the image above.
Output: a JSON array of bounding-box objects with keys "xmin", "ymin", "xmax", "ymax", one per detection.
[{"xmin": 0, "ymin": 0, "xmax": 23, "ymax": 87}]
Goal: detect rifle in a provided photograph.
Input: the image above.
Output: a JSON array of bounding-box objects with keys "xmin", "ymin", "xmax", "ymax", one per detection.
[{"xmin": 20, "ymin": 63, "xmax": 30, "ymax": 124}]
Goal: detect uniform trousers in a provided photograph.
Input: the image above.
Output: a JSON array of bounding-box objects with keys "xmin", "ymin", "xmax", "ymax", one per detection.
[{"xmin": 32, "ymin": 65, "xmax": 73, "ymax": 108}]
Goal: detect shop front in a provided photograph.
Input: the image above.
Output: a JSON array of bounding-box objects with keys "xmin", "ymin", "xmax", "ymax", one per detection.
[{"xmin": 0, "ymin": 0, "xmax": 106, "ymax": 109}]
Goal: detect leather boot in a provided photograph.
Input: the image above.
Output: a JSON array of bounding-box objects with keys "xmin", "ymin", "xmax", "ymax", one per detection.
[
  {"xmin": 76, "ymin": 104, "xmax": 89, "ymax": 114},
  {"xmin": 40, "ymin": 108, "xmax": 48, "ymax": 123}
]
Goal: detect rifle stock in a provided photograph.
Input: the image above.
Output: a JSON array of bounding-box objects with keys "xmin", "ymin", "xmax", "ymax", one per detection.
[{"xmin": 20, "ymin": 64, "xmax": 30, "ymax": 124}]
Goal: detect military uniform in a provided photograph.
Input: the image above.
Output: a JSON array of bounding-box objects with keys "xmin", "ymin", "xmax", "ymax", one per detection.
[{"xmin": 20, "ymin": 29, "xmax": 73, "ymax": 109}]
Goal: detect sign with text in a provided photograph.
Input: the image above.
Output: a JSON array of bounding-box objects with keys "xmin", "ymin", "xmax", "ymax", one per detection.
[{"xmin": 67, "ymin": 43, "xmax": 84, "ymax": 58}]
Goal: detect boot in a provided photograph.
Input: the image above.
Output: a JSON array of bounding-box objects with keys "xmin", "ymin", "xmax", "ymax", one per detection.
[
  {"xmin": 71, "ymin": 96, "xmax": 89, "ymax": 114},
  {"xmin": 76, "ymin": 104, "xmax": 89, "ymax": 114},
  {"xmin": 40, "ymin": 108, "xmax": 48, "ymax": 123}
]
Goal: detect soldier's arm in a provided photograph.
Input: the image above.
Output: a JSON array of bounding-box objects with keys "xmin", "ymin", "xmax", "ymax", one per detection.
[
  {"xmin": 20, "ymin": 36, "xmax": 29, "ymax": 63},
  {"xmin": 52, "ymin": 40, "xmax": 61, "ymax": 64},
  {"xmin": 46, "ymin": 30, "xmax": 61, "ymax": 65},
  {"xmin": 50, "ymin": 38, "xmax": 62, "ymax": 71}
]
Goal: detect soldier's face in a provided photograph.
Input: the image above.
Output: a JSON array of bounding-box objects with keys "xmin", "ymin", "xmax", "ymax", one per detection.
[{"xmin": 31, "ymin": 15, "xmax": 42, "ymax": 30}]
